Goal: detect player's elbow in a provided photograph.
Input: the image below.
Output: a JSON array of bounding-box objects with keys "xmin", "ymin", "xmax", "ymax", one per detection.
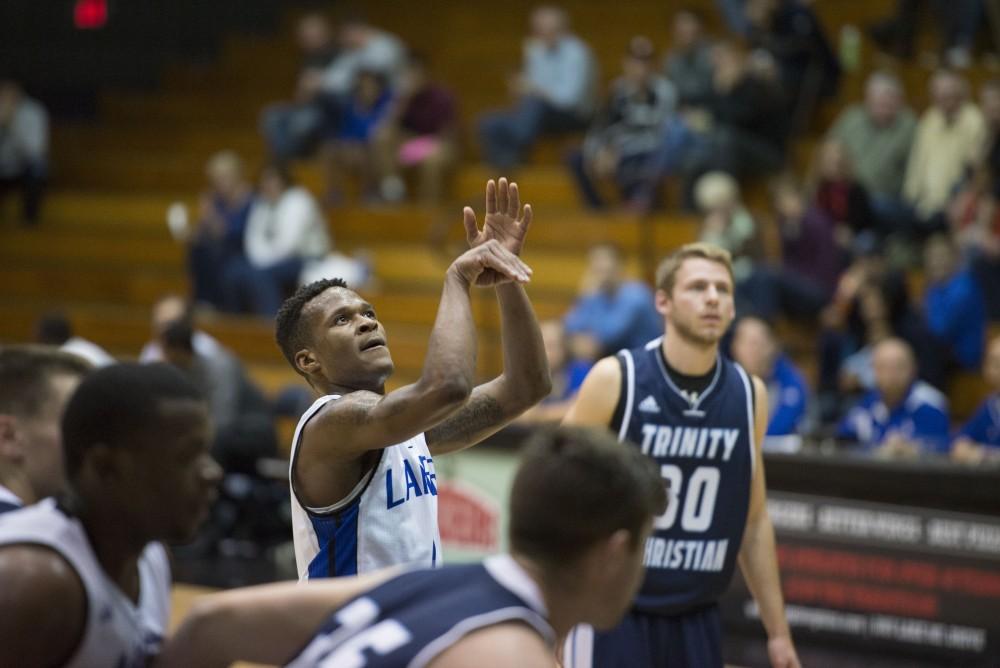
[
  {"xmin": 425, "ymin": 375, "xmax": 473, "ymax": 411},
  {"xmin": 525, "ymin": 369, "xmax": 553, "ymax": 405}
]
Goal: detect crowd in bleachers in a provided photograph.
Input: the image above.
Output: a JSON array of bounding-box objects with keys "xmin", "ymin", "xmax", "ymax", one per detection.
[{"xmin": 5, "ymin": 1, "xmax": 1000, "ymax": 469}]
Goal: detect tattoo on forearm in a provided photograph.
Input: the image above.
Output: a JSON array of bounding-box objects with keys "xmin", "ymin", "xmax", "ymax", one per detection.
[{"xmin": 427, "ymin": 394, "xmax": 505, "ymax": 445}]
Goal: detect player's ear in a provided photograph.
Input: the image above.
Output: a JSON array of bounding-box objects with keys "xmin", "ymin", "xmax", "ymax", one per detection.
[
  {"xmin": 655, "ymin": 289, "xmax": 670, "ymax": 316},
  {"xmin": 0, "ymin": 415, "xmax": 24, "ymax": 462},
  {"xmin": 295, "ymin": 348, "xmax": 320, "ymax": 376}
]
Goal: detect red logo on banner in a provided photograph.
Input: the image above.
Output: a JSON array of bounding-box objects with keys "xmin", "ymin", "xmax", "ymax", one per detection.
[
  {"xmin": 74, "ymin": 0, "xmax": 108, "ymax": 30},
  {"xmin": 437, "ymin": 482, "xmax": 499, "ymax": 552}
]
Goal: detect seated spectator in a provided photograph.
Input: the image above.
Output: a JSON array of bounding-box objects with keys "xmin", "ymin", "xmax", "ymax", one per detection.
[
  {"xmin": 320, "ymin": 18, "xmax": 406, "ymax": 106},
  {"xmin": 739, "ymin": 178, "xmax": 839, "ymax": 321},
  {"xmin": 730, "ymin": 317, "xmax": 809, "ymax": 446},
  {"xmin": 663, "ymin": 8, "xmax": 715, "ymax": 110},
  {"xmin": 516, "ymin": 320, "xmax": 593, "ymax": 424},
  {"xmin": 838, "ymin": 337, "xmax": 950, "ymax": 457},
  {"xmin": 693, "ymin": 172, "xmax": 759, "ymax": 284},
  {"xmin": 922, "ymin": 233, "xmax": 986, "ymax": 371},
  {"xmin": 259, "ymin": 13, "xmax": 340, "ymax": 162},
  {"xmin": 827, "ymin": 72, "xmax": 916, "ymax": 227},
  {"xmin": 34, "ymin": 312, "xmax": 115, "ymax": 368},
  {"xmin": 812, "ymin": 138, "xmax": 879, "ymax": 250},
  {"xmin": 564, "ymin": 244, "xmax": 661, "ymax": 356},
  {"xmin": 568, "ymin": 36, "xmax": 676, "ymax": 209},
  {"xmin": 322, "ymin": 70, "xmax": 394, "ymax": 204},
  {"xmin": 139, "ymin": 294, "xmax": 222, "ymax": 363},
  {"xmin": 745, "ymin": 0, "xmax": 841, "ymax": 123},
  {"xmin": 903, "ymin": 70, "xmax": 986, "ymax": 235},
  {"xmin": 159, "ymin": 318, "xmax": 277, "ymax": 474},
  {"xmin": 478, "ymin": 5, "xmax": 595, "ymax": 169},
  {"xmin": 952, "ymin": 335, "xmax": 1000, "ymax": 462},
  {"xmin": 372, "ymin": 54, "xmax": 458, "ymax": 204},
  {"xmin": 224, "ymin": 165, "xmax": 332, "ymax": 316},
  {"xmin": 180, "ymin": 151, "xmax": 254, "ymax": 312},
  {"xmin": 0, "ymin": 80, "xmax": 47, "ymax": 225},
  {"xmin": 980, "ymin": 79, "xmax": 1000, "ymax": 197}
]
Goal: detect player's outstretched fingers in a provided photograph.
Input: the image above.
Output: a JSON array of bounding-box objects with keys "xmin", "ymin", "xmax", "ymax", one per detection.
[
  {"xmin": 521, "ymin": 203, "xmax": 533, "ymax": 233},
  {"xmin": 463, "ymin": 207, "xmax": 479, "ymax": 245},
  {"xmin": 509, "ymin": 181, "xmax": 520, "ymax": 218},
  {"xmin": 486, "ymin": 179, "xmax": 497, "ymax": 214},
  {"xmin": 489, "ymin": 243, "xmax": 532, "ymax": 282},
  {"xmin": 497, "ymin": 177, "xmax": 509, "ymax": 214}
]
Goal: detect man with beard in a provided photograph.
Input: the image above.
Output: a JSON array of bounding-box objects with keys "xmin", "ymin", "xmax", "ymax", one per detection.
[{"xmin": 562, "ymin": 242, "xmax": 800, "ymax": 668}]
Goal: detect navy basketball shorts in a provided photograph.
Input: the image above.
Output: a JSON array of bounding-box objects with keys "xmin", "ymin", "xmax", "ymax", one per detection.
[{"xmin": 563, "ymin": 604, "xmax": 723, "ymax": 668}]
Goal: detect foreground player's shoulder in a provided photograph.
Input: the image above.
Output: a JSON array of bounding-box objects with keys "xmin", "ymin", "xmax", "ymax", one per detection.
[
  {"xmin": 563, "ymin": 355, "xmax": 623, "ymax": 427},
  {"xmin": 0, "ymin": 544, "xmax": 86, "ymax": 667},
  {"xmin": 429, "ymin": 622, "xmax": 553, "ymax": 668}
]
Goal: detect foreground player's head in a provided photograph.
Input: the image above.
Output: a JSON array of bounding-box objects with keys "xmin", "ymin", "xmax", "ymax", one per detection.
[
  {"xmin": 509, "ymin": 426, "xmax": 667, "ymax": 630},
  {"xmin": 276, "ymin": 278, "xmax": 393, "ymax": 394},
  {"xmin": 0, "ymin": 346, "xmax": 91, "ymax": 505},
  {"xmin": 61, "ymin": 363, "xmax": 221, "ymax": 544},
  {"xmin": 655, "ymin": 243, "xmax": 735, "ymax": 347}
]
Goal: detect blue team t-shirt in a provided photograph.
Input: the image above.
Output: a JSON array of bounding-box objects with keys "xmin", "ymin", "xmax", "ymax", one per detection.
[
  {"xmin": 957, "ymin": 394, "xmax": 1000, "ymax": 447},
  {"xmin": 838, "ymin": 381, "xmax": 951, "ymax": 454}
]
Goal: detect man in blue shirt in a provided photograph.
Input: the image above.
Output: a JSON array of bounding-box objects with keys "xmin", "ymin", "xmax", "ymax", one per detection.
[
  {"xmin": 730, "ymin": 316, "xmax": 809, "ymax": 442},
  {"xmin": 923, "ymin": 233, "xmax": 986, "ymax": 370},
  {"xmin": 563, "ymin": 244, "xmax": 661, "ymax": 355},
  {"xmin": 839, "ymin": 338, "xmax": 951, "ymax": 456},
  {"xmin": 478, "ymin": 6, "xmax": 595, "ymax": 169},
  {"xmin": 0, "ymin": 346, "xmax": 90, "ymax": 514},
  {"xmin": 952, "ymin": 335, "xmax": 1000, "ymax": 463}
]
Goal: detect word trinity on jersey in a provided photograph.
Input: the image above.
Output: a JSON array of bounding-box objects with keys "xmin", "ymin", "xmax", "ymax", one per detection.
[
  {"xmin": 639, "ymin": 425, "xmax": 741, "ymax": 461},
  {"xmin": 386, "ymin": 455, "xmax": 438, "ymax": 509}
]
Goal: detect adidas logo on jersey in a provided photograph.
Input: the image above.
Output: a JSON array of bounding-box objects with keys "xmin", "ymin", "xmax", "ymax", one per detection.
[{"xmin": 638, "ymin": 395, "xmax": 661, "ymax": 413}]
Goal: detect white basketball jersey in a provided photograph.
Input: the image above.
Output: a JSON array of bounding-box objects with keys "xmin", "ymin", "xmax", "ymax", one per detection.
[
  {"xmin": 290, "ymin": 395, "xmax": 442, "ymax": 580},
  {"xmin": 0, "ymin": 499, "xmax": 171, "ymax": 668}
]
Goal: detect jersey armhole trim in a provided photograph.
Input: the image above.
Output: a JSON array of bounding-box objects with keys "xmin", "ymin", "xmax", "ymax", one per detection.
[
  {"xmin": 409, "ymin": 608, "xmax": 556, "ymax": 668},
  {"xmin": 734, "ymin": 363, "xmax": 757, "ymax": 478},
  {"xmin": 615, "ymin": 350, "xmax": 636, "ymax": 442}
]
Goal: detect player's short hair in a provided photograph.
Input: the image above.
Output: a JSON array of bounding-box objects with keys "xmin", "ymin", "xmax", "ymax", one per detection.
[
  {"xmin": 655, "ymin": 242, "xmax": 734, "ymax": 296},
  {"xmin": 61, "ymin": 363, "xmax": 204, "ymax": 479},
  {"xmin": 509, "ymin": 426, "xmax": 667, "ymax": 566},
  {"xmin": 275, "ymin": 277, "xmax": 350, "ymax": 373},
  {"xmin": 0, "ymin": 345, "xmax": 91, "ymax": 419}
]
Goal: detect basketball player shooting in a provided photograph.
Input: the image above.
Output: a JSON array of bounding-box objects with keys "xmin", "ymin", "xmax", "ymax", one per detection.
[
  {"xmin": 563, "ymin": 243, "xmax": 800, "ymax": 668},
  {"xmin": 274, "ymin": 178, "xmax": 550, "ymax": 580}
]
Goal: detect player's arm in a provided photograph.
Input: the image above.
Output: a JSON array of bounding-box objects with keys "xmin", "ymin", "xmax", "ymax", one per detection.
[
  {"xmin": 425, "ymin": 178, "xmax": 551, "ymax": 454},
  {"xmin": 425, "ymin": 281, "xmax": 551, "ymax": 455},
  {"xmin": 737, "ymin": 376, "xmax": 800, "ymax": 668},
  {"xmin": 430, "ymin": 623, "xmax": 555, "ymax": 668},
  {"xmin": 300, "ymin": 241, "xmax": 532, "ymax": 460},
  {"xmin": 155, "ymin": 568, "xmax": 400, "ymax": 668},
  {"xmin": 0, "ymin": 545, "xmax": 87, "ymax": 668},
  {"xmin": 561, "ymin": 355, "xmax": 622, "ymax": 427}
]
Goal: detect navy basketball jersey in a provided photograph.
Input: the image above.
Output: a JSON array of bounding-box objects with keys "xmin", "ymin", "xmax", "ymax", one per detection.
[
  {"xmin": 286, "ymin": 554, "xmax": 556, "ymax": 668},
  {"xmin": 615, "ymin": 337, "xmax": 755, "ymax": 615}
]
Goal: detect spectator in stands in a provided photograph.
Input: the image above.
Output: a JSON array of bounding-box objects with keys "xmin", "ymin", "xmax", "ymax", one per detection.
[
  {"xmin": 139, "ymin": 294, "xmax": 222, "ymax": 364},
  {"xmin": 739, "ymin": 178, "xmax": 838, "ymax": 321},
  {"xmin": 952, "ymin": 335, "xmax": 1000, "ymax": 462},
  {"xmin": 568, "ymin": 36, "xmax": 676, "ymax": 209},
  {"xmin": 563, "ymin": 244, "xmax": 661, "ymax": 356},
  {"xmin": 478, "ymin": 5, "xmax": 595, "ymax": 169},
  {"xmin": 663, "ymin": 8, "xmax": 715, "ymax": 110},
  {"xmin": 730, "ymin": 317, "xmax": 809, "ymax": 445},
  {"xmin": 0, "ymin": 80, "xmax": 47, "ymax": 225},
  {"xmin": 371, "ymin": 54, "xmax": 458, "ymax": 204},
  {"xmin": 260, "ymin": 13, "xmax": 340, "ymax": 162},
  {"xmin": 322, "ymin": 70, "xmax": 393, "ymax": 204},
  {"xmin": 0, "ymin": 346, "xmax": 90, "ymax": 513},
  {"xmin": 903, "ymin": 70, "xmax": 986, "ymax": 235},
  {"xmin": 693, "ymin": 171, "xmax": 759, "ymax": 285},
  {"xmin": 812, "ymin": 138, "xmax": 880, "ymax": 250},
  {"xmin": 745, "ymin": 0, "xmax": 841, "ymax": 123},
  {"xmin": 516, "ymin": 320, "xmax": 592, "ymax": 424},
  {"xmin": 184, "ymin": 151, "xmax": 254, "ymax": 312},
  {"xmin": 827, "ymin": 72, "xmax": 916, "ymax": 227},
  {"xmin": 34, "ymin": 312, "xmax": 115, "ymax": 368},
  {"xmin": 922, "ymin": 233, "xmax": 986, "ymax": 370},
  {"xmin": 320, "ymin": 18, "xmax": 405, "ymax": 104},
  {"xmin": 979, "ymin": 79, "xmax": 1000, "ymax": 199},
  {"xmin": 868, "ymin": 0, "xmax": 981, "ymax": 68},
  {"xmin": 223, "ymin": 164, "xmax": 331, "ymax": 316},
  {"xmin": 838, "ymin": 337, "xmax": 950, "ymax": 457},
  {"xmin": 159, "ymin": 317, "xmax": 277, "ymax": 475}
]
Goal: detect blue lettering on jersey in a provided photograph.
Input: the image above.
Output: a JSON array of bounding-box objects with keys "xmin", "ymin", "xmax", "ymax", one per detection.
[{"xmin": 385, "ymin": 456, "xmax": 438, "ymax": 510}]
